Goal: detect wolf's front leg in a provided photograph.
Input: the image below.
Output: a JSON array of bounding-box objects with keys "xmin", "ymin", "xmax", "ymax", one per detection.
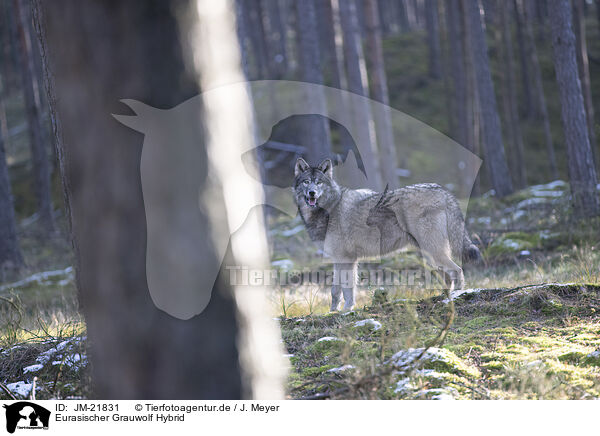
[{"xmin": 332, "ymin": 262, "xmax": 357, "ymax": 311}]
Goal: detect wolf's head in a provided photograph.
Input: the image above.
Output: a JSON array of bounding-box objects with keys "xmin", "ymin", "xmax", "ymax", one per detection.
[{"xmin": 293, "ymin": 158, "xmax": 340, "ymax": 210}]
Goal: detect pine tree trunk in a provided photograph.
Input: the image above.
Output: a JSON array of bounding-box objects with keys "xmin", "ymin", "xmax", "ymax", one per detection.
[
  {"xmin": 513, "ymin": 0, "xmax": 534, "ymax": 119},
  {"xmin": 39, "ymin": 0, "xmax": 258, "ymax": 399},
  {"xmin": 499, "ymin": 0, "xmax": 527, "ymax": 188},
  {"xmin": 518, "ymin": 0, "xmax": 559, "ymax": 180},
  {"xmin": 262, "ymin": 0, "xmax": 288, "ymax": 78},
  {"xmin": 548, "ymin": 0, "xmax": 600, "ymax": 217},
  {"xmin": 364, "ymin": 0, "xmax": 399, "ymax": 188},
  {"xmin": 0, "ymin": 110, "xmax": 23, "ymax": 273},
  {"xmin": 315, "ymin": 0, "xmax": 343, "ymax": 88},
  {"xmin": 295, "ymin": 0, "xmax": 332, "ymax": 163},
  {"xmin": 424, "ymin": 0, "xmax": 442, "ymax": 79},
  {"xmin": 459, "ymin": 0, "xmax": 480, "ymax": 196},
  {"xmin": 338, "ymin": 0, "xmax": 382, "ymax": 190},
  {"xmin": 465, "ymin": 0, "xmax": 513, "ymax": 197},
  {"xmin": 13, "ymin": 0, "xmax": 55, "ymax": 234},
  {"xmin": 572, "ymin": 0, "xmax": 597, "ymax": 161}
]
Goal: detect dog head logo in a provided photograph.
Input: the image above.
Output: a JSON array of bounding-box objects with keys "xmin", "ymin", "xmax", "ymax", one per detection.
[
  {"xmin": 3, "ymin": 402, "xmax": 50, "ymax": 433},
  {"xmin": 112, "ymin": 80, "xmax": 480, "ymax": 319}
]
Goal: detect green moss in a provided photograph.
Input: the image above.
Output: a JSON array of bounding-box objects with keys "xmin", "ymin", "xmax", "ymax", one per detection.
[{"xmin": 301, "ymin": 365, "xmax": 337, "ymax": 378}]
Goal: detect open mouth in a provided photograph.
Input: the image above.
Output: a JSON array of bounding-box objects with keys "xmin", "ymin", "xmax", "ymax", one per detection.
[{"xmin": 306, "ymin": 196, "xmax": 318, "ymax": 207}]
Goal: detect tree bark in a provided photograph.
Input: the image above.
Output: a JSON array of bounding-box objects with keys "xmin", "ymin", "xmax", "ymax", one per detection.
[
  {"xmin": 337, "ymin": 0, "xmax": 382, "ymax": 190},
  {"xmin": 37, "ymin": 0, "xmax": 273, "ymax": 399},
  {"xmin": 315, "ymin": 0, "xmax": 343, "ymax": 88},
  {"xmin": 498, "ymin": 0, "xmax": 527, "ymax": 188},
  {"xmin": 572, "ymin": 0, "xmax": 597, "ymax": 161},
  {"xmin": 262, "ymin": 0, "xmax": 288, "ymax": 79},
  {"xmin": 364, "ymin": 0, "xmax": 399, "ymax": 188},
  {"xmin": 518, "ymin": 0, "xmax": 559, "ymax": 180},
  {"xmin": 13, "ymin": 0, "xmax": 55, "ymax": 234},
  {"xmin": 548, "ymin": 0, "xmax": 600, "ymax": 217},
  {"xmin": 513, "ymin": 0, "xmax": 534, "ymax": 119},
  {"xmin": 424, "ymin": 0, "xmax": 442, "ymax": 79},
  {"xmin": 0, "ymin": 98, "xmax": 24, "ymax": 273},
  {"xmin": 294, "ymin": 0, "xmax": 332, "ymax": 163},
  {"xmin": 465, "ymin": 0, "xmax": 513, "ymax": 197}
]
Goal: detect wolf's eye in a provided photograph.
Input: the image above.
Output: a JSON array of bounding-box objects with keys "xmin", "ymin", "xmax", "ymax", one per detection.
[{"xmin": 303, "ymin": 180, "xmax": 309, "ymax": 185}]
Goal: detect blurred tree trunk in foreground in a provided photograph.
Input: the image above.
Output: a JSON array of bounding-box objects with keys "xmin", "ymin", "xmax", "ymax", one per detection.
[
  {"xmin": 548, "ymin": 0, "xmax": 600, "ymax": 217},
  {"xmin": 13, "ymin": 0, "xmax": 55, "ymax": 234},
  {"xmin": 517, "ymin": 0, "xmax": 558, "ymax": 181},
  {"xmin": 364, "ymin": 0, "xmax": 399, "ymax": 188},
  {"xmin": 465, "ymin": 0, "xmax": 513, "ymax": 197},
  {"xmin": 498, "ymin": 0, "xmax": 526, "ymax": 189},
  {"xmin": 36, "ymin": 0, "xmax": 282, "ymax": 399},
  {"xmin": 337, "ymin": 0, "xmax": 382, "ymax": 190},
  {"xmin": 572, "ymin": 0, "xmax": 597, "ymax": 161}
]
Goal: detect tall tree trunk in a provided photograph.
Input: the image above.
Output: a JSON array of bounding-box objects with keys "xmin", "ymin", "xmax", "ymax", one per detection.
[
  {"xmin": 572, "ymin": 0, "xmax": 597, "ymax": 162},
  {"xmin": 38, "ymin": 0, "xmax": 282, "ymax": 399},
  {"xmin": 13, "ymin": 0, "xmax": 55, "ymax": 234},
  {"xmin": 498, "ymin": 0, "xmax": 527, "ymax": 188},
  {"xmin": 245, "ymin": 0, "xmax": 270, "ymax": 78},
  {"xmin": 295, "ymin": 0, "xmax": 332, "ymax": 163},
  {"xmin": 459, "ymin": 0, "xmax": 480, "ymax": 196},
  {"xmin": 513, "ymin": 0, "xmax": 534, "ymax": 120},
  {"xmin": 337, "ymin": 0, "xmax": 382, "ymax": 190},
  {"xmin": 364, "ymin": 0, "xmax": 399, "ymax": 188},
  {"xmin": 446, "ymin": 0, "xmax": 468, "ymax": 148},
  {"xmin": 518, "ymin": 0, "xmax": 559, "ymax": 180},
  {"xmin": 465, "ymin": 0, "xmax": 513, "ymax": 197},
  {"xmin": 262, "ymin": 0, "xmax": 288, "ymax": 78},
  {"xmin": 548, "ymin": 0, "xmax": 600, "ymax": 217},
  {"xmin": 0, "ymin": 96, "xmax": 23, "ymax": 273},
  {"xmin": 315, "ymin": 0, "xmax": 343, "ymax": 88},
  {"xmin": 424, "ymin": 0, "xmax": 442, "ymax": 79}
]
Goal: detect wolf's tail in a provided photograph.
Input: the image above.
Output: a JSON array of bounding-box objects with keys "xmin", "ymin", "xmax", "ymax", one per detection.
[{"xmin": 462, "ymin": 233, "xmax": 482, "ymax": 264}]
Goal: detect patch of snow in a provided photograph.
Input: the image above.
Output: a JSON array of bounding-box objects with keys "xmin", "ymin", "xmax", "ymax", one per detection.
[
  {"xmin": 515, "ymin": 197, "xmax": 550, "ymax": 209},
  {"xmin": 280, "ymin": 225, "xmax": 305, "ymax": 237},
  {"xmin": 530, "ymin": 180, "xmax": 567, "ymax": 191},
  {"xmin": 502, "ymin": 239, "xmax": 522, "ymax": 250},
  {"xmin": 0, "ymin": 266, "xmax": 74, "ymax": 293},
  {"xmin": 444, "ymin": 288, "xmax": 482, "ymax": 302},
  {"xmin": 353, "ymin": 319, "xmax": 382, "ymax": 331},
  {"xmin": 282, "ymin": 354, "xmax": 295, "ymax": 358},
  {"xmin": 6, "ymin": 381, "xmax": 38, "ymax": 398},
  {"xmin": 317, "ymin": 336, "xmax": 342, "ymax": 343},
  {"xmin": 327, "ymin": 365, "xmax": 355, "ymax": 374},
  {"xmin": 271, "ymin": 259, "xmax": 293, "ymax": 270},
  {"xmin": 388, "ymin": 347, "xmax": 452, "ymax": 368},
  {"xmin": 587, "ymin": 350, "xmax": 600, "ymax": 359},
  {"xmin": 341, "ymin": 311, "xmax": 356, "ymax": 316},
  {"xmin": 512, "ymin": 209, "xmax": 527, "ymax": 221},
  {"xmin": 394, "ymin": 377, "xmax": 412, "ymax": 393},
  {"xmin": 476, "ymin": 217, "xmax": 491, "ymax": 226},
  {"xmin": 530, "ymin": 190, "xmax": 564, "ymax": 198},
  {"xmin": 23, "ymin": 364, "xmax": 44, "ymax": 374},
  {"xmin": 519, "ymin": 250, "xmax": 531, "ymax": 256}
]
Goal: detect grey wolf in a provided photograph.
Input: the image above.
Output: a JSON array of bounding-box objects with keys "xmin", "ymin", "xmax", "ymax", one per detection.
[{"xmin": 293, "ymin": 157, "xmax": 481, "ymax": 311}]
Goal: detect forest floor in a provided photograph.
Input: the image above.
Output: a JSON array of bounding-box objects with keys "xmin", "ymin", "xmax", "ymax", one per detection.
[
  {"xmin": 0, "ymin": 180, "xmax": 599, "ymax": 399},
  {"xmin": 270, "ymin": 180, "xmax": 600, "ymax": 399}
]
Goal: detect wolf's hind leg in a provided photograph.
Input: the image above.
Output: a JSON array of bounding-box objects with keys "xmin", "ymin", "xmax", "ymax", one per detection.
[{"xmin": 332, "ymin": 262, "xmax": 357, "ymax": 311}]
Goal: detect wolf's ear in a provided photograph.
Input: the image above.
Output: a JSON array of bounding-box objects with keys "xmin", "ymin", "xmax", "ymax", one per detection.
[
  {"xmin": 294, "ymin": 157, "xmax": 310, "ymax": 177},
  {"xmin": 318, "ymin": 158, "xmax": 333, "ymax": 178}
]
